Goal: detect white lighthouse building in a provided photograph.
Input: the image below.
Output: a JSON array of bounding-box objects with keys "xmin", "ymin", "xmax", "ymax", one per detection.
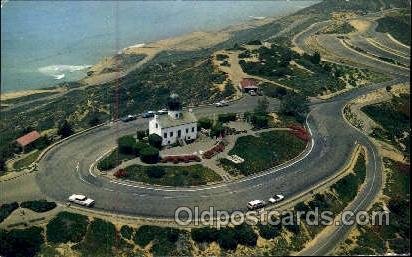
[{"xmin": 148, "ymin": 94, "xmax": 198, "ymax": 146}]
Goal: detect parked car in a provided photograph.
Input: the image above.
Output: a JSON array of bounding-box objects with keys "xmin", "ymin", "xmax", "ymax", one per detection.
[
  {"xmin": 157, "ymin": 109, "xmax": 168, "ymax": 115},
  {"xmin": 68, "ymin": 194, "xmax": 95, "ymax": 207},
  {"xmin": 142, "ymin": 111, "xmax": 155, "ymax": 118},
  {"xmin": 247, "ymin": 200, "xmax": 266, "ymax": 210},
  {"xmin": 249, "ymin": 90, "xmax": 257, "ymax": 96},
  {"xmin": 120, "ymin": 114, "xmax": 137, "ymax": 122},
  {"xmin": 215, "ymin": 100, "xmax": 229, "ymax": 107},
  {"xmin": 268, "ymin": 194, "xmax": 285, "ymax": 204}
]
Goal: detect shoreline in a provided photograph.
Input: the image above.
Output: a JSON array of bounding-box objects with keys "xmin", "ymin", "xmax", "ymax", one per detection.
[{"xmin": 1, "ymin": 6, "xmax": 304, "ymax": 101}]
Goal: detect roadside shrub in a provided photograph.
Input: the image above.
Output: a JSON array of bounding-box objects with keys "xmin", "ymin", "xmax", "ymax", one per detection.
[
  {"xmin": 74, "ymin": 218, "xmax": 117, "ymax": 256},
  {"xmin": 217, "ymin": 227, "xmax": 238, "ymax": 250},
  {"xmin": 136, "ymin": 130, "xmax": 146, "ymax": 140},
  {"xmin": 0, "ymin": 226, "xmax": 44, "ymax": 257},
  {"xmin": 258, "ymin": 222, "xmax": 282, "ymax": 239},
  {"xmin": 210, "ymin": 123, "xmax": 225, "ymax": 138},
  {"xmin": 191, "ymin": 227, "xmax": 219, "ymax": 243},
  {"xmin": 118, "ymin": 135, "xmax": 138, "ymax": 155},
  {"xmin": 114, "ymin": 169, "xmax": 128, "ymax": 179},
  {"xmin": 146, "ymin": 166, "xmax": 166, "ymax": 179},
  {"xmin": 0, "ymin": 202, "xmax": 19, "ymax": 223},
  {"xmin": 133, "ymin": 225, "xmax": 181, "ymax": 248},
  {"xmin": 148, "ymin": 133, "xmax": 163, "ymax": 149},
  {"xmin": 218, "ymin": 113, "xmax": 237, "ymax": 123},
  {"xmin": 120, "ymin": 225, "xmax": 134, "ymax": 240},
  {"xmin": 46, "ymin": 211, "xmax": 89, "ymax": 244},
  {"xmin": 20, "ymin": 200, "xmax": 56, "ymax": 213},
  {"xmin": 140, "ymin": 146, "xmax": 159, "ymax": 164},
  {"xmin": 198, "ymin": 117, "xmax": 213, "ymax": 130},
  {"xmin": 234, "ymin": 223, "xmax": 258, "ymax": 247}
]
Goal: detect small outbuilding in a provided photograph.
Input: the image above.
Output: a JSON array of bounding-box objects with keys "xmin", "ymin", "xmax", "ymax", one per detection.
[
  {"xmin": 16, "ymin": 131, "xmax": 41, "ymax": 152},
  {"xmin": 239, "ymin": 78, "xmax": 259, "ymax": 93}
]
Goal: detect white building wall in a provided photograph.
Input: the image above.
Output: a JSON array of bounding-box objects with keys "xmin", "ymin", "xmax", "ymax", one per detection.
[
  {"xmin": 148, "ymin": 116, "xmax": 161, "ymax": 135},
  {"xmin": 160, "ymin": 123, "xmax": 197, "ymax": 146}
]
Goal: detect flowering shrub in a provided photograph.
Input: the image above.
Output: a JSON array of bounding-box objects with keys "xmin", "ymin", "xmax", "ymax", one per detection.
[
  {"xmin": 202, "ymin": 142, "xmax": 225, "ymax": 159},
  {"xmin": 161, "ymin": 155, "xmax": 201, "ymax": 164},
  {"xmin": 288, "ymin": 124, "xmax": 310, "ymax": 142},
  {"xmin": 114, "ymin": 169, "xmax": 128, "ymax": 178}
]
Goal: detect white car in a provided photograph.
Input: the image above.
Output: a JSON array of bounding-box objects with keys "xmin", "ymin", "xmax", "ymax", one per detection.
[
  {"xmin": 215, "ymin": 100, "xmax": 229, "ymax": 107},
  {"xmin": 249, "ymin": 90, "xmax": 257, "ymax": 96},
  {"xmin": 247, "ymin": 200, "xmax": 266, "ymax": 210},
  {"xmin": 268, "ymin": 194, "xmax": 285, "ymax": 204},
  {"xmin": 157, "ymin": 109, "xmax": 168, "ymax": 115},
  {"xmin": 68, "ymin": 194, "xmax": 95, "ymax": 207}
]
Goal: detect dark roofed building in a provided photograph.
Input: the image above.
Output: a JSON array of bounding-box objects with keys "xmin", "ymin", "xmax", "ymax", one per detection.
[{"xmin": 239, "ymin": 78, "xmax": 259, "ymax": 93}]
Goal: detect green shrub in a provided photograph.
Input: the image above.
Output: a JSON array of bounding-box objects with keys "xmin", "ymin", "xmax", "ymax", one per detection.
[
  {"xmin": 257, "ymin": 222, "xmax": 282, "ymax": 239},
  {"xmin": 148, "ymin": 133, "xmax": 163, "ymax": 149},
  {"xmin": 0, "ymin": 226, "xmax": 44, "ymax": 257},
  {"xmin": 133, "ymin": 225, "xmax": 182, "ymax": 255},
  {"xmin": 198, "ymin": 117, "xmax": 213, "ymax": 130},
  {"xmin": 218, "ymin": 113, "xmax": 237, "ymax": 123},
  {"xmin": 74, "ymin": 218, "xmax": 117, "ymax": 257},
  {"xmin": 20, "ymin": 200, "xmax": 56, "ymax": 213},
  {"xmin": 120, "ymin": 225, "xmax": 134, "ymax": 240},
  {"xmin": 0, "ymin": 202, "xmax": 19, "ymax": 223},
  {"xmin": 191, "ymin": 227, "xmax": 219, "ymax": 243},
  {"xmin": 46, "ymin": 211, "xmax": 89, "ymax": 244},
  {"xmin": 136, "ymin": 130, "xmax": 146, "ymax": 140},
  {"xmin": 118, "ymin": 135, "xmax": 138, "ymax": 155},
  {"xmin": 140, "ymin": 146, "xmax": 159, "ymax": 164},
  {"xmin": 234, "ymin": 223, "xmax": 258, "ymax": 247},
  {"xmin": 217, "ymin": 227, "xmax": 238, "ymax": 250}
]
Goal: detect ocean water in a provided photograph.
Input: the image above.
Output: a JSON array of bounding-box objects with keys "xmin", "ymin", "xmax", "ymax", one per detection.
[{"xmin": 1, "ymin": 1, "xmax": 317, "ymax": 92}]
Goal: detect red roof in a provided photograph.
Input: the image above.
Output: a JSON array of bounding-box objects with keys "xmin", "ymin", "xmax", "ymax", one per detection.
[
  {"xmin": 16, "ymin": 131, "xmax": 41, "ymax": 147},
  {"xmin": 240, "ymin": 78, "xmax": 258, "ymax": 89}
]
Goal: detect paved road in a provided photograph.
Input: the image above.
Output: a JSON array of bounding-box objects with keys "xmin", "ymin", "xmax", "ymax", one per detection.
[{"xmin": 291, "ymin": 14, "xmax": 410, "ymax": 255}]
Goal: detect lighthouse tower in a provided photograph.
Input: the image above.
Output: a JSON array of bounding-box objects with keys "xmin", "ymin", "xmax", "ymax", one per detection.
[{"xmin": 167, "ymin": 93, "xmax": 182, "ymax": 119}]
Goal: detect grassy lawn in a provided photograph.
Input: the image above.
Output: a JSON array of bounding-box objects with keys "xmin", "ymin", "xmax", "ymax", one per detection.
[
  {"xmin": 221, "ymin": 130, "xmax": 307, "ymax": 176},
  {"xmin": 97, "ymin": 148, "xmax": 135, "ymax": 171},
  {"xmin": 13, "ymin": 150, "xmax": 41, "ymax": 170},
  {"xmin": 123, "ymin": 164, "xmax": 221, "ymax": 186}
]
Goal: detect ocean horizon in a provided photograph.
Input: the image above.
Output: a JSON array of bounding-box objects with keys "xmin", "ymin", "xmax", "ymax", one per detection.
[{"xmin": 1, "ymin": 1, "xmax": 317, "ymax": 93}]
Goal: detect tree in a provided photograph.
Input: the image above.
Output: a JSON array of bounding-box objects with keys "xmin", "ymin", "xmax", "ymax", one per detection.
[
  {"xmin": 254, "ymin": 97, "xmax": 269, "ymax": 115},
  {"xmin": 198, "ymin": 117, "xmax": 213, "ymax": 130},
  {"xmin": 148, "ymin": 134, "xmax": 163, "ymax": 149},
  {"xmin": 118, "ymin": 136, "xmax": 138, "ymax": 155},
  {"xmin": 280, "ymin": 93, "xmax": 309, "ymax": 122},
  {"xmin": 88, "ymin": 114, "xmax": 101, "ymax": 127},
  {"xmin": 223, "ymin": 81, "xmax": 236, "ymax": 98},
  {"xmin": 58, "ymin": 120, "xmax": 74, "ymax": 138},
  {"xmin": 136, "ymin": 130, "xmax": 146, "ymax": 140},
  {"xmin": 311, "ymin": 51, "xmax": 321, "ymax": 64},
  {"xmin": 234, "ymin": 224, "xmax": 258, "ymax": 247},
  {"xmin": 140, "ymin": 146, "xmax": 159, "ymax": 164}
]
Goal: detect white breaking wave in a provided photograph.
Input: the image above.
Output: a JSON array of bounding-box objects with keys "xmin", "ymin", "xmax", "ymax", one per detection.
[
  {"xmin": 54, "ymin": 74, "xmax": 65, "ymax": 80},
  {"xmin": 38, "ymin": 64, "xmax": 91, "ymax": 79}
]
